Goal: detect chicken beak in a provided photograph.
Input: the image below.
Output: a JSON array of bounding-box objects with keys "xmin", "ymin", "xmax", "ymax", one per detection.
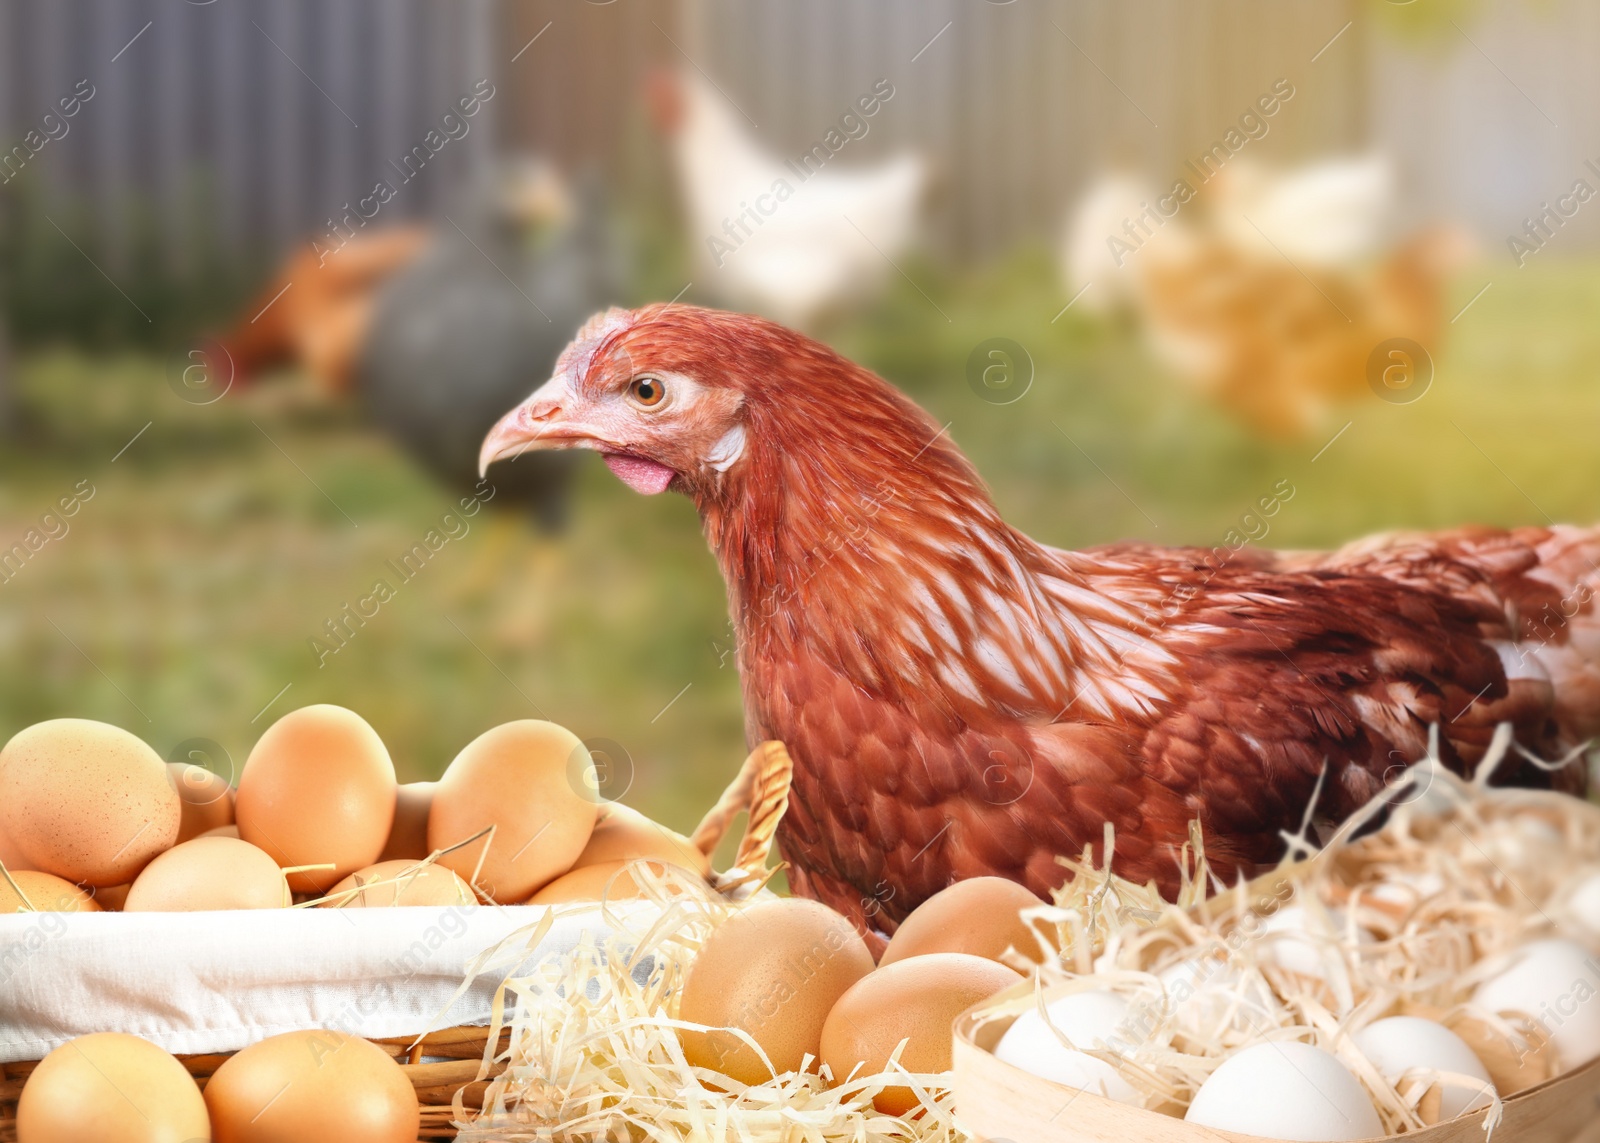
[{"xmin": 477, "ymin": 376, "xmax": 599, "ymax": 477}]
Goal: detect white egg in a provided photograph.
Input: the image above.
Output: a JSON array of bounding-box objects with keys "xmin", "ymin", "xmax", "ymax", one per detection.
[
  {"xmin": 1157, "ymin": 956, "xmax": 1282, "ymax": 1039},
  {"xmin": 993, "ymin": 990, "xmax": 1141, "ymax": 1105},
  {"xmin": 1259, "ymin": 905, "xmax": 1374, "ymax": 980},
  {"xmin": 1482, "ymin": 814, "xmax": 1564, "ymax": 871},
  {"xmin": 1470, "ymin": 938, "xmax": 1600, "ymax": 1070},
  {"xmin": 1186, "ymin": 1041, "xmax": 1382, "ymax": 1141},
  {"xmin": 1513, "ymin": 814, "xmax": 1564, "ymax": 848},
  {"xmin": 1365, "ymin": 882, "xmax": 1412, "ymax": 909},
  {"xmin": 1365, "ymin": 871, "xmax": 1445, "ymax": 911},
  {"xmin": 1562, "ymin": 869, "xmax": 1600, "ymax": 940},
  {"xmin": 1353, "ymin": 1016, "xmax": 1495, "ymax": 1120}
]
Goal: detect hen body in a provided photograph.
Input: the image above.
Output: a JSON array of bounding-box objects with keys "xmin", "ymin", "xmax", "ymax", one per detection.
[
  {"xmin": 481, "ymin": 305, "xmax": 1597, "ymax": 937},
  {"xmin": 219, "ymin": 225, "xmax": 430, "ymax": 395}
]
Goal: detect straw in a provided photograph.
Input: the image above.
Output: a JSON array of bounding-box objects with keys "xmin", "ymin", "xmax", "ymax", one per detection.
[{"xmin": 967, "ymin": 728, "xmax": 1598, "ymax": 1136}]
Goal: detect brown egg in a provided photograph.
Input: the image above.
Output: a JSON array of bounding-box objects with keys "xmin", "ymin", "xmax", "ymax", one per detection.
[
  {"xmin": 820, "ymin": 952, "xmax": 1022, "ymax": 1114},
  {"xmin": 204, "ymin": 1029, "xmax": 418, "ymax": 1143},
  {"xmin": 1439, "ymin": 1008, "xmax": 1560, "ymax": 1094},
  {"xmin": 678, "ymin": 897, "xmax": 875, "ymax": 1086},
  {"xmin": 17, "ymin": 1032, "xmax": 210, "ymax": 1143},
  {"xmin": 0, "ymin": 719, "xmax": 179, "ymax": 887},
  {"xmin": 324, "ymin": 860, "xmax": 475, "ymax": 907},
  {"xmin": 527, "ymin": 859, "xmax": 699, "ymax": 904},
  {"xmin": 236, "ymin": 706, "xmax": 397, "ymax": 893},
  {"xmin": 572, "ymin": 801, "xmax": 711, "ymax": 875},
  {"xmin": 0, "ymin": 870, "xmax": 101, "ymax": 913},
  {"xmin": 166, "ymin": 762, "xmax": 236, "ymax": 843},
  {"xmin": 879, "ymin": 876, "xmax": 1051, "ymax": 967},
  {"xmin": 200, "ymin": 824, "xmax": 241, "ymax": 840},
  {"xmin": 0, "ymin": 815, "xmax": 34, "ymax": 872},
  {"xmin": 123, "ymin": 837, "xmax": 289, "ymax": 911},
  {"xmin": 92, "ymin": 883, "xmax": 132, "ymax": 911},
  {"xmin": 378, "ymin": 781, "xmax": 435, "ymax": 862},
  {"xmin": 428, "ymin": 721, "xmax": 599, "ymax": 901}
]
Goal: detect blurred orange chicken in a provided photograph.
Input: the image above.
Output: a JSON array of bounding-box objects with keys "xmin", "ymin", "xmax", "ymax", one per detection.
[
  {"xmin": 214, "ymin": 159, "xmax": 617, "ymax": 531},
  {"xmin": 1137, "ymin": 224, "xmax": 1470, "ymax": 436},
  {"xmin": 1063, "ymin": 157, "xmax": 1472, "ymax": 436},
  {"xmin": 220, "ymin": 225, "xmax": 430, "ymax": 395}
]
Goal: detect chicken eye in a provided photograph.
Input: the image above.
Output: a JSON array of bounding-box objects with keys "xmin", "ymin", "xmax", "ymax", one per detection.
[{"xmin": 629, "ymin": 376, "xmax": 666, "ymax": 407}]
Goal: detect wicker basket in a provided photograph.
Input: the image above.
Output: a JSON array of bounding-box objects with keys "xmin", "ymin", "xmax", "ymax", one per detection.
[
  {"xmin": 0, "ymin": 742, "xmax": 794, "ymax": 1143},
  {"xmin": 0, "ymin": 1027, "xmax": 503, "ymax": 1143}
]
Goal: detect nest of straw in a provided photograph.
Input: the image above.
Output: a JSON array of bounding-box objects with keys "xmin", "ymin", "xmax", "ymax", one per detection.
[
  {"xmin": 448, "ymin": 869, "xmax": 968, "ymax": 1143},
  {"xmin": 973, "ymin": 725, "xmax": 1600, "ymax": 1137}
]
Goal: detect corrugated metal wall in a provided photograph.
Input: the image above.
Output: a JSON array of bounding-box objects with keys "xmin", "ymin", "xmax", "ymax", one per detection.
[
  {"xmin": 0, "ymin": 0, "xmax": 1596, "ymax": 271},
  {"xmin": 0, "ymin": 0, "xmax": 498, "ymax": 269},
  {"xmin": 684, "ymin": 0, "xmax": 1367, "ymax": 257}
]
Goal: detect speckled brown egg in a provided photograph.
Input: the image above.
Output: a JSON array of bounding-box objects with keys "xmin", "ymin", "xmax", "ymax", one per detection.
[
  {"xmin": 166, "ymin": 762, "xmax": 236, "ymax": 844},
  {"xmin": 377, "ymin": 781, "xmax": 435, "ymax": 862},
  {"xmin": 324, "ymin": 859, "xmax": 475, "ymax": 907},
  {"xmin": 0, "ymin": 870, "xmax": 101, "ymax": 913},
  {"xmin": 92, "ymin": 883, "xmax": 132, "ymax": 911},
  {"xmin": 428, "ymin": 721, "xmax": 599, "ymax": 902},
  {"xmin": 236, "ymin": 706, "xmax": 396, "ymax": 894},
  {"xmin": 572, "ymin": 802, "xmax": 711, "ymax": 875},
  {"xmin": 878, "ymin": 876, "xmax": 1051, "ymax": 967},
  {"xmin": 527, "ymin": 858, "xmax": 699, "ymax": 904},
  {"xmin": 820, "ymin": 952, "xmax": 1022, "ymax": 1114},
  {"xmin": 17, "ymin": 1032, "xmax": 210, "ymax": 1143},
  {"xmin": 204, "ymin": 1029, "xmax": 417, "ymax": 1143},
  {"xmin": 679, "ymin": 897, "xmax": 875, "ymax": 1086},
  {"xmin": 123, "ymin": 836, "xmax": 289, "ymax": 911},
  {"xmin": 0, "ymin": 815, "xmax": 33, "ymax": 873},
  {"xmin": 0, "ymin": 720, "xmax": 179, "ymax": 887}
]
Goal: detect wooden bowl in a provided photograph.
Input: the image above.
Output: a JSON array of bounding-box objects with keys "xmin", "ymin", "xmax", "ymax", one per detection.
[{"xmin": 952, "ymin": 980, "xmax": 1600, "ymax": 1143}]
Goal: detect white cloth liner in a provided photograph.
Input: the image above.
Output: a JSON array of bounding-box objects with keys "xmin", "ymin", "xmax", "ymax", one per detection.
[{"xmin": 0, "ymin": 905, "xmax": 626, "ymax": 1063}]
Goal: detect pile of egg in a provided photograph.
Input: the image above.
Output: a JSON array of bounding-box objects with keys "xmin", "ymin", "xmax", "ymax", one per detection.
[
  {"xmin": 0, "ymin": 708, "xmax": 1069, "ymax": 1129},
  {"xmin": 0, "ymin": 707, "xmax": 722, "ymax": 1143},
  {"xmin": 14, "ymin": 1028, "xmax": 420, "ymax": 1143},
  {"xmin": 0, "ymin": 706, "xmax": 712, "ymax": 914},
  {"xmin": 675, "ymin": 875, "xmax": 1055, "ymax": 1113},
  {"xmin": 984, "ymin": 799, "xmax": 1600, "ymax": 1141}
]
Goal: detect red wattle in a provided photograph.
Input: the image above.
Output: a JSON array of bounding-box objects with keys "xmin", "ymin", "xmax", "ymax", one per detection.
[{"xmin": 602, "ymin": 453, "xmax": 676, "ymax": 495}]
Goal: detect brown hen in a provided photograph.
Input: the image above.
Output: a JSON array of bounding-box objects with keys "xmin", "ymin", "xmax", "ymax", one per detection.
[{"xmin": 481, "ymin": 305, "xmax": 1597, "ymax": 937}]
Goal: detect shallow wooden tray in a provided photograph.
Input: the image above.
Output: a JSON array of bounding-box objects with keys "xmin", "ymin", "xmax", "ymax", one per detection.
[{"xmin": 953, "ymin": 974, "xmax": 1600, "ymax": 1142}]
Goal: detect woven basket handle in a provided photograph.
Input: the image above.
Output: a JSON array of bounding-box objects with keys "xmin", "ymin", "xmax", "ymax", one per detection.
[{"xmin": 691, "ymin": 740, "xmax": 793, "ymax": 876}]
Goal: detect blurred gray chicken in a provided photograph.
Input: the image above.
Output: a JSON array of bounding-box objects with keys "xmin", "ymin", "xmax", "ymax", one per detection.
[{"xmin": 358, "ymin": 159, "xmax": 621, "ymax": 530}]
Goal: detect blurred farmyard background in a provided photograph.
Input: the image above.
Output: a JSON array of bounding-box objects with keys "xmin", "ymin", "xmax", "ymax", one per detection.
[{"xmin": 1, "ymin": 0, "xmax": 1597, "ymax": 845}]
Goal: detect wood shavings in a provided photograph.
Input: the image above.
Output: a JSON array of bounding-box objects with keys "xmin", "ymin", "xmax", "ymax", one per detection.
[{"xmin": 452, "ymin": 862, "xmax": 968, "ymax": 1142}]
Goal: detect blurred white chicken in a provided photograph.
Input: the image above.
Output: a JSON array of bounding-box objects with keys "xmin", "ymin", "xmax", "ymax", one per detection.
[
  {"xmin": 1058, "ymin": 155, "xmax": 1470, "ymax": 437},
  {"xmin": 652, "ymin": 70, "xmax": 926, "ymax": 328},
  {"xmin": 1062, "ymin": 155, "xmax": 1394, "ymax": 314},
  {"xmin": 1208, "ymin": 155, "xmax": 1393, "ymax": 267}
]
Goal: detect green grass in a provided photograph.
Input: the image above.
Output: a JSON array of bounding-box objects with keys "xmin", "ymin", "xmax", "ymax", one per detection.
[{"xmin": 2, "ymin": 249, "xmax": 1598, "ymax": 850}]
